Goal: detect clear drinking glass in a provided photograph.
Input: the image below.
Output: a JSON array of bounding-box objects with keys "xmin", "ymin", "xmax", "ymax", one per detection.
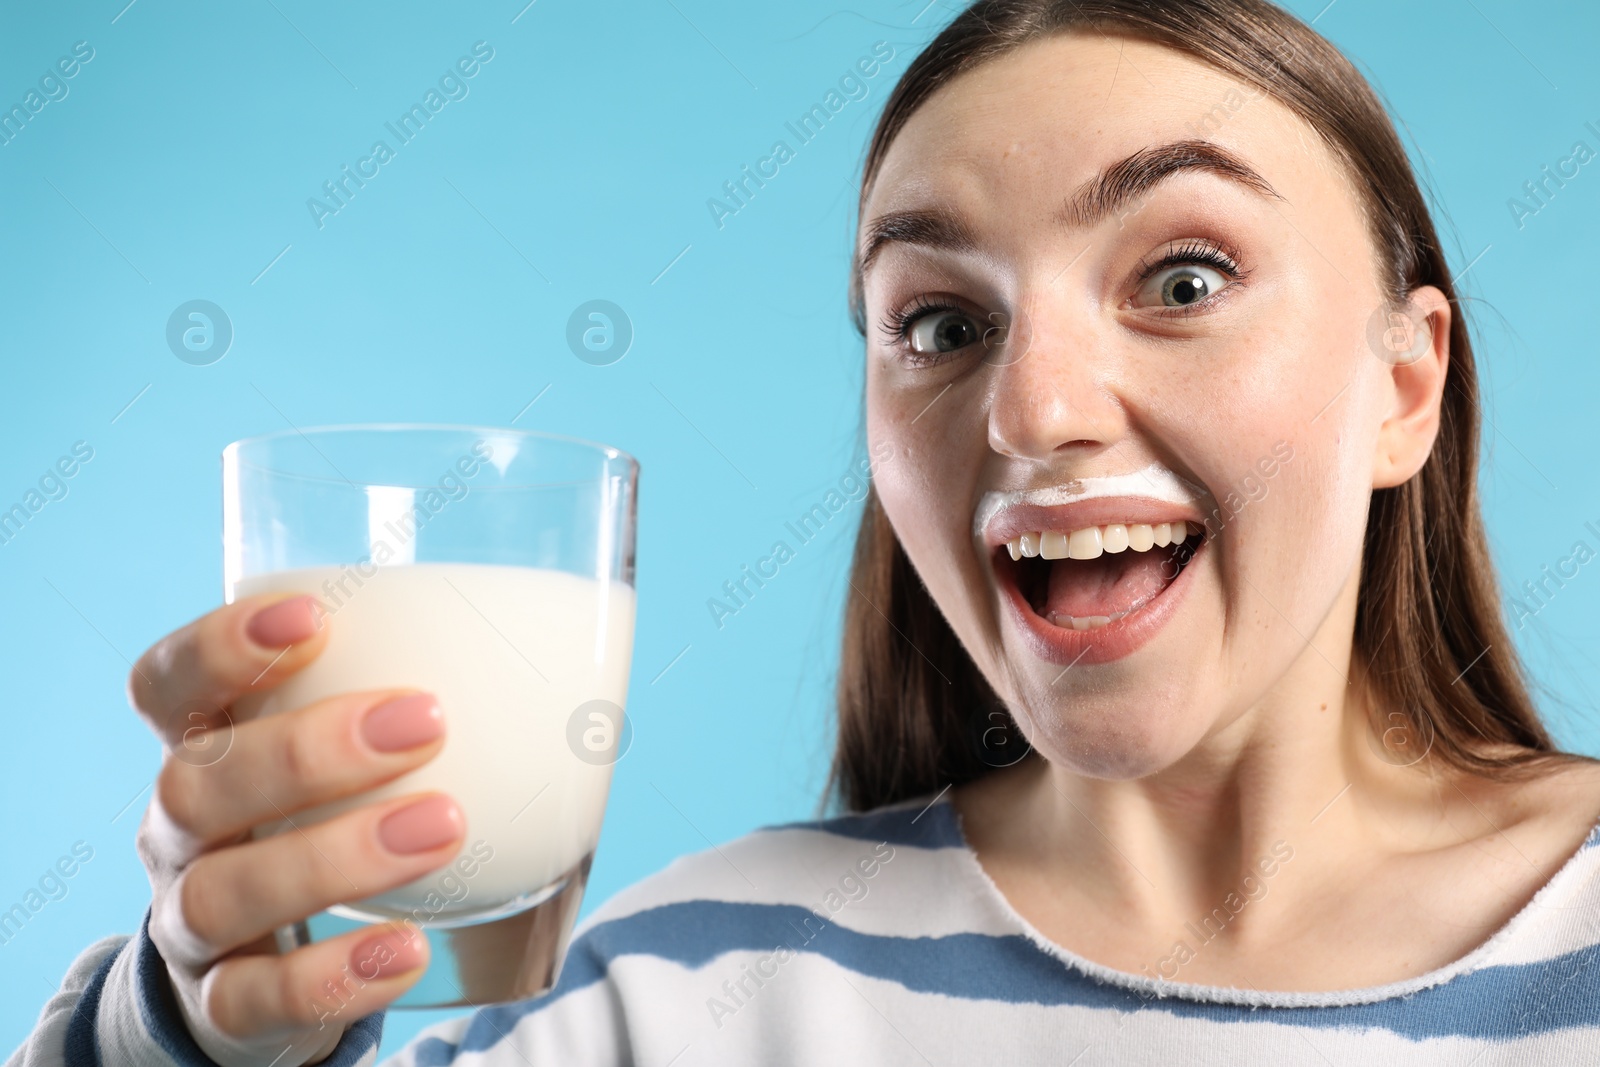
[{"xmin": 220, "ymin": 424, "xmax": 638, "ymax": 1008}]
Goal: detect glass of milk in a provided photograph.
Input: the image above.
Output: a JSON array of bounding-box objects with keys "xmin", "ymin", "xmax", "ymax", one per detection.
[{"xmin": 221, "ymin": 424, "xmax": 637, "ymax": 1008}]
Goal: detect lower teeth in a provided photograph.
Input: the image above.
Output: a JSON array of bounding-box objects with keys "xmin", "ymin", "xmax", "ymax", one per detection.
[
  {"xmin": 1045, "ymin": 586, "xmax": 1161, "ymax": 631},
  {"xmin": 1033, "ymin": 532, "xmax": 1200, "ymax": 633}
]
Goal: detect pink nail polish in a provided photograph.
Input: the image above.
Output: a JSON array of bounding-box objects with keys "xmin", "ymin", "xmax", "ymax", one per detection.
[
  {"xmin": 378, "ymin": 796, "xmax": 463, "ymax": 855},
  {"xmin": 362, "ymin": 694, "xmax": 443, "ymax": 753},
  {"xmin": 349, "ymin": 928, "xmax": 425, "ymax": 981},
  {"xmin": 246, "ymin": 596, "xmax": 320, "ymax": 648}
]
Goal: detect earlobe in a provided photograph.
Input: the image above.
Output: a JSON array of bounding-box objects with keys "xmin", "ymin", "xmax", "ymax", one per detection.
[{"xmin": 1371, "ymin": 285, "xmax": 1450, "ymax": 490}]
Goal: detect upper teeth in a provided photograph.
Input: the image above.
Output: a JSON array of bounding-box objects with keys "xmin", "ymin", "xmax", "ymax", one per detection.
[{"xmin": 1005, "ymin": 521, "xmax": 1191, "ymax": 562}]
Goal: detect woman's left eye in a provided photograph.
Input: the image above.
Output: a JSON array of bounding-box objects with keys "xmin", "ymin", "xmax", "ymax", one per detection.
[{"xmin": 1133, "ymin": 263, "xmax": 1231, "ymax": 309}]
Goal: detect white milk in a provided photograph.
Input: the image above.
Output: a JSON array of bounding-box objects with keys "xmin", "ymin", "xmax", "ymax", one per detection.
[{"xmin": 231, "ymin": 563, "xmax": 635, "ymax": 923}]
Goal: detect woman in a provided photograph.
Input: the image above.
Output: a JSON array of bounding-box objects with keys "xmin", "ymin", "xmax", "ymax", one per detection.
[{"xmin": 16, "ymin": 1, "xmax": 1600, "ymax": 1064}]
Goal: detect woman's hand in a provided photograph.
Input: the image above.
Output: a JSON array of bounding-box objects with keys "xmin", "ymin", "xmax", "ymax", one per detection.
[{"xmin": 129, "ymin": 594, "xmax": 464, "ymax": 1066}]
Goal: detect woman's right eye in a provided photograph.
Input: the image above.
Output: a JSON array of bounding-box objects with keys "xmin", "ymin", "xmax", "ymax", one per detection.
[{"xmin": 904, "ymin": 307, "xmax": 983, "ymax": 356}]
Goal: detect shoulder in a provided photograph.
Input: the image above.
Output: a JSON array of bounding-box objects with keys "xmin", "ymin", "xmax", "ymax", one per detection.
[
  {"xmin": 1511, "ymin": 756, "xmax": 1600, "ymax": 881},
  {"xmin": 1449, "ymin": 756, "xmax": 1600, "ymax": 962},
  {"xmin": 576, "ymin": 790, "xmax": 971, "ymax": 938},
  {"xmin": 1474, "ymin": 756, "xmax": 1600, "ymax": 861},
  {"xmin": 1428, "ymin": 753, "xmax": 1600, "ymax": 858}
]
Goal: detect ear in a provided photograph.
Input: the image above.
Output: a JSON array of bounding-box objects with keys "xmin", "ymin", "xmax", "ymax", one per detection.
[{"xmin": 1372, "ymin": 285, "xmax": 1450, "ymax": 490}]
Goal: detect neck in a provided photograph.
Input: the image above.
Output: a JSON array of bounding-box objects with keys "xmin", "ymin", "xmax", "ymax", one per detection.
[{"xmin": 995, "ymin": 569, "xmax": 1463, "ymax": 928}]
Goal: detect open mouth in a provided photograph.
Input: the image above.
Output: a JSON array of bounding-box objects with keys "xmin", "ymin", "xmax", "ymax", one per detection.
[{"xmin": 997, "ymin": 520, "xmax": 1205, "ymax": 631}]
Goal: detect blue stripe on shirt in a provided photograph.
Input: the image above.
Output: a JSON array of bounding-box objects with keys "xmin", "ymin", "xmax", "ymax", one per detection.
[
  {"xmin": 62, "ymin": 941, "xmax": 119, "ymax": 1067},
  {"xmin": 412, "ymin": 896, "xmax": 1600, "ymax": 1062}
]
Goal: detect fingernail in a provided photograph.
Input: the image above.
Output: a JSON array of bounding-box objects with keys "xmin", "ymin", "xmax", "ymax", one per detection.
[
  {"xmin": 246, "ymin": 596, "xmax": 320, "ymax": 648},
  {"xmin": 349, "ymin": 927, "xmax": 425, "ymax": 981},
  {"xmin": 362, "ymin": 694, "xmax": 443, "ymax": 753},
  {"xmin": 378, "ymin": 796, "xmax": 462, "ymax": 855}
]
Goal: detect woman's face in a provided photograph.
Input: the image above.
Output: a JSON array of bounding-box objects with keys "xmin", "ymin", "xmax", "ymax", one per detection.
[{"xmin": 860, "ymin": 33, "xmax": 1444, "ymax": 777}]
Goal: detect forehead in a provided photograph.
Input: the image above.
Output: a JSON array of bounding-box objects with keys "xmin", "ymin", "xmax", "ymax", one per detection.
[{"xmin": 862, "ymin": 32, "xmax": 1343, "ymax": 235}]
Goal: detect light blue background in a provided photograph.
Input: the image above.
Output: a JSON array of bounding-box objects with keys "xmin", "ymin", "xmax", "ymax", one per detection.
[{"xmin": 1, "ymin": 0, "xmax": 1596, "ymax": 1057}]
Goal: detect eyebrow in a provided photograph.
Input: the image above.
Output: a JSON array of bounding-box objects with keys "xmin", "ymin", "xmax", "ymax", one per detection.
[{"xmin": 857, "ymin": 140, "xmax": 1283, "ymax": 277}]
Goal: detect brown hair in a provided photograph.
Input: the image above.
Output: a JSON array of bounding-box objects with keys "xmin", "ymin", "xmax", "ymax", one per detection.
[{"xmin": 828, "ymin": 0, "xmax": 1580, "ymax": 814}]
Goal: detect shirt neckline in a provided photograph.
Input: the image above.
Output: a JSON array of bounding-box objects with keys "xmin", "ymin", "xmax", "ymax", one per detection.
[{"xmin": 926, "ymin": 788, "xmax": 1600, "ymax": 1009}]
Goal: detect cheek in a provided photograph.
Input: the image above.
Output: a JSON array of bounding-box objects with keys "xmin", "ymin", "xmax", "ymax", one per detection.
[
  {"xmin": 866, "ymin": 366, "xmax": 995, "ymax": 627},
  {"xmin": 868, "ymin": 371, "xmax": 928, "ymax": 528},
  {"xmin": 864, "ymin": 365, "xmax": 958, "ymax": 525},
  {"xmin": 1181, "ymin": 324, "xmax": 1376, "ymax": 624},
  {"xmin": 1186, "ymin": 302, "xmax": 1363, "ymax": 478},
  {"xmin": 1132, "ymin": 297, "xmax": 1368, "ymax": 561},
  {"xmin": 868, "ymin": 422, "xmax": 946, "ymax": 566},
  {"xmin": 865, "ymin": 359, "xmax": 952, "ymax": 441},
  {"xmin": 873, "ymin": 465, "xmax": 945, "ymax": 584},
  {"xmin": 868, "ymin": 362, "xmax": 991, "ymax": 496}
]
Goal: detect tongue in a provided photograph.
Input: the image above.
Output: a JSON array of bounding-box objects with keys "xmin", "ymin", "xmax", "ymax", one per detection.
[{"xmin": 1043, "ymin": 550, "xmax": 1173, "ymax": 619}]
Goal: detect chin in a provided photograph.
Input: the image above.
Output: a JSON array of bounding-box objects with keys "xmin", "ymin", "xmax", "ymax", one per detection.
[{"xmin": 1009, "ymin": 683, "xmax": 1215, "ymax": 781}]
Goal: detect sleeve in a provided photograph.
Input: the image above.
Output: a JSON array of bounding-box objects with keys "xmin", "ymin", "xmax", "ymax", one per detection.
[
  {"xmin": 4, "ymin": 910, "xmax": 383, "ymax": 1067},
  {"xmin": 6, "ymin": 909, "xmax": 635, "ymax": 1067}
]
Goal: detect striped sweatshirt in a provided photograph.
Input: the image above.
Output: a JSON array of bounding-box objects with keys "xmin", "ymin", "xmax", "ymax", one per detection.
[{"xmin": 12, "ymin": 790, "xmax": 1600, "ymax": 1066}]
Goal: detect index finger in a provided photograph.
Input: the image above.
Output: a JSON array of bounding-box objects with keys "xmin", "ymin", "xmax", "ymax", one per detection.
[{"xmin": 129, "ymin": 594, "xmax": 330, "ymax": 748}]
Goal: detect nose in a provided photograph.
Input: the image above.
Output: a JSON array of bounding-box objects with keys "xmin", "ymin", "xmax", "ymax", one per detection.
[{"xmin": 986, "ymin": 298, "xmax": 1129, "ymax": 463}]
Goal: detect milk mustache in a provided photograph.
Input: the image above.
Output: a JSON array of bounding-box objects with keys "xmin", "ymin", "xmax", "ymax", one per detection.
[{"xmin": 232, "ymin": 562, "xmax": 635, "ymax": 923}]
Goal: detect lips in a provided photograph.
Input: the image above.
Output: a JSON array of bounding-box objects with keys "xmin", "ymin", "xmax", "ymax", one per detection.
[{"xmin": 980, "ymin": 492, "xmax": 1208, "ymax": 666}]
